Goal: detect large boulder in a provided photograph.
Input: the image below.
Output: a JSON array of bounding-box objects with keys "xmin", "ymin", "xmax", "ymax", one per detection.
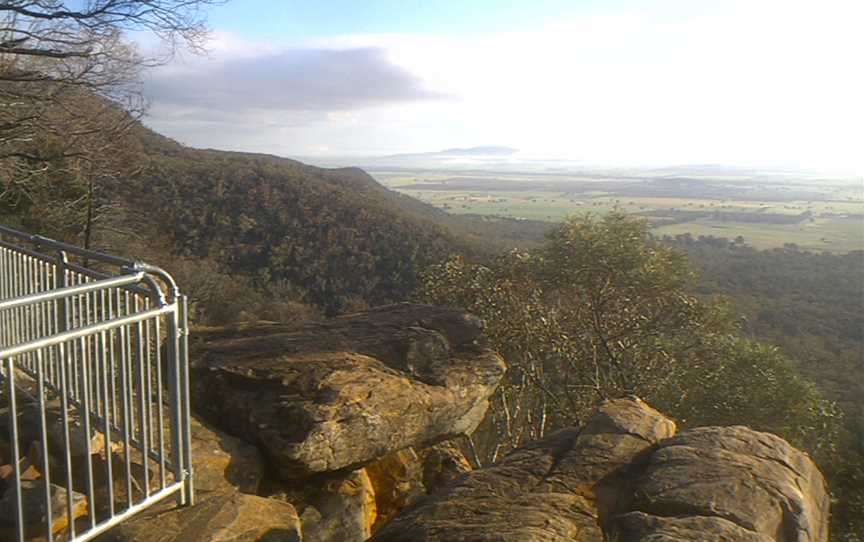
[
  {"xmin": 190, "ymin": 303, "xmax": 506, "ymax": 479},
  {"xmin": 615, "ymin": 425, "xmax": 830, "ymax": 542},
  {"xmin": 371, "ymin": 399, "xmax": 830, "ymax": 542},
  {"xmin": 370, "ymin": 398, "xmax": 676, "ymax": 542}
]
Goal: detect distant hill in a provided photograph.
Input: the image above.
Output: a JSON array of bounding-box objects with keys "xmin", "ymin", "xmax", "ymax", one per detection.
[
  {"xmin": 387, "ymin": 146, "xmax": 519, "ymax": 158},
  {"xmin": 309, "ymin": 146, "xmax": 522, "ymax": 170}
]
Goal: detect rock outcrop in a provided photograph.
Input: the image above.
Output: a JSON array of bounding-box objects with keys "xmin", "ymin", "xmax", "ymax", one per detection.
[
  {"xmin": 99, "ymin": 491, "xmax": 302, "ymax": 542},
  {"xmin": 72, "ymin": 303, "xmax": 829, "ymax": 542},
  {"xmin": 370, "ymin": 398, "xmax": 676, "ymax": 541},
  {"xmin": 371, "ymin": 398, "xmax": 830, "ymax": 542},
  {"xmin": 189, "ymin": 303, "xmax": 506, "ymax": 479},
  {"xmin": 619, "ymin": 425, "xmax": 830, "ymax": 542}
]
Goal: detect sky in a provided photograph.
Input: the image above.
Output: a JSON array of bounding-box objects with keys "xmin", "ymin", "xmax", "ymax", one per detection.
[{"xmin": 140, "ymin": 0, "xmax": 864, "ymax": 171}]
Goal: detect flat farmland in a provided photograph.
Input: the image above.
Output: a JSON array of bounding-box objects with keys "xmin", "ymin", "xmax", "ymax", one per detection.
[
  {"xmin": 652, "ymin": 216, "xmax": 863, "ymax": 252},
  {"xmin": 371, "ymin": 168, "xmax": 864, "ymax": 253}
]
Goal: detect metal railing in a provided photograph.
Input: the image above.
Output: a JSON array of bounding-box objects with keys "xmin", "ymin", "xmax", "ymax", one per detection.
[{"xmin": 0, "ymin": 225, "xmax": 193, "ymax": 542}]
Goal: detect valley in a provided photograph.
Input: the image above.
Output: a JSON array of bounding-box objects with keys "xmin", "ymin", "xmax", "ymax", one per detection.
[{"xmin": 372, "ymin": 167, "xmax": 864, "ymax": 252}]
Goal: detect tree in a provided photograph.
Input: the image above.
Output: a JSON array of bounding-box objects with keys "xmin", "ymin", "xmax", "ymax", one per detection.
[
  {"xmin": 419, "ymin": 213, "xmax": 839, "ymax": 466},
  {"xmin": 1, "ymin": 0, "xmax": 223, "ymax": 242}
]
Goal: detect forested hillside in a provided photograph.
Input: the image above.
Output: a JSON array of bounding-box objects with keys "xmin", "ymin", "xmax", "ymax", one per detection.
[
  {"xmin": 129, "ymin": 127, "xmax": 477, "ymax": 315},
  {"xmin": 3, "ymin": 111, "xmax": 485, "ymax": 318},
  {"xmin": 663, "ymin": 236, "xmax": 863, "ymax": 423}
]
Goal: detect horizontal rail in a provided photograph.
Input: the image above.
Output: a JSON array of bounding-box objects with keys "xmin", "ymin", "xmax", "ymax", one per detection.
[
  {"xmin": 70, "ymin": 483, "xmax": 185, "ymax": 542},
  {"xmin": 0, "ymin": 272, "xmax": 146, "ymax": 312},
  {"xmin": 0, "ymin": 225, "xmax": 135, "ymax": 268},
  {"xmin": 0, "ymin": 304, "xmax": 174, "ymax": 359}
]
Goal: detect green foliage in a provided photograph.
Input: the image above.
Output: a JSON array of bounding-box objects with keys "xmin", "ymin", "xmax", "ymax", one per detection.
[
  {"xmin": 127, "ymin": 135, "xmax": 475, "ymax": 316},
  {"xmin": 419, "ymin": 213, "xmax": 841, "ymax": 471},
  {"xmin": 662, "ymin": 235, "xmax": 864, "ymax": 540}
]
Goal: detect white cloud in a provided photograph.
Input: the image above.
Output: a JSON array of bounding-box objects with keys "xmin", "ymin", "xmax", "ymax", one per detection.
[{"xmin": 142, "ymin": 0, "xmax": 864, "ymax": 171}]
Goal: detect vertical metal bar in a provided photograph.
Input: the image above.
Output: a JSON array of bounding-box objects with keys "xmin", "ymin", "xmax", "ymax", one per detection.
[
  {"xmin": 79, "ymin": 333, "xmax": 97, "ymax": 529},
  {"xmin": 99, "ymin": 330, "xmax": 115, "ymax": 518},
  {"xmin": 4, "ymin": 357, "xmax": 25, "ymax": 542},
  {"xmin": 154, "ymin": 316, "xmax": 166, "ymax": 490},
  {"xmin": 135, "ymin": 296, "xmax": 150, "ymax": 499},
  {"xmin": 166, "ymin": 298, "xmax": 184, "ymax": 506},
  {"xmin": 178, "ymin": 295, "xmax": 194, "ymax": 506},
  {"xmin": 118, "ymin": 317, "xmax": 133, "ymax": 509},
  {"xmin": 57, "ymin": 342, "xmax": 77, "ymax": 540},
  {"xmin": 36, "ymin": 350, "xmax": 53, "ymax": 542}
]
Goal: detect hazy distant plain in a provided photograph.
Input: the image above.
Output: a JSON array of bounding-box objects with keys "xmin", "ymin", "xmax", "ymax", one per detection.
[{"xmin": 371, "ymin": 167, "xmax": 864, "ymax": 253}]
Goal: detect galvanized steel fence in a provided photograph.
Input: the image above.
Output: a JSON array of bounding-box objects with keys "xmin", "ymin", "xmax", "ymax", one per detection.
[{"xmin": 0, "ymin": 225, "xmax": 193, "ymax": 542}]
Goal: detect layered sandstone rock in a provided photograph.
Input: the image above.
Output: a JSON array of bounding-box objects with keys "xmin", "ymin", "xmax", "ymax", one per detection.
[
  {"xmin": 189, "ymin": 303, "xmax": 506, "ymax": 479},
  {"xmin": 371, "ymin": 398, "xmax": 676, "ymax": 541},
  {"xmin": 99, "ymin": 491, "xmax": 301, "ymax": 542},
  {"xmin": 618, "ymin": 425, "xmax": 830, "ymax": 542},
  {"xmin": 371, "ymin": 398, "xmax": 830, "ymax": 542}
]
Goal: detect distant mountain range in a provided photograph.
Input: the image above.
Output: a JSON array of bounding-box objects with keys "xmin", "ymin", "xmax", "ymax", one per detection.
[
  {"xmin": 308, "ymin": 146, "xmax": 525, "ymax": 170},
  {"xmin": 384, "ymin": 146, "xmax": 519, "ymax": 159}
]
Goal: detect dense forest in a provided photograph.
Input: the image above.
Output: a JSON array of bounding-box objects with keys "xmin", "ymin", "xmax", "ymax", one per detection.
[{"xmin": 663, "ymin": 235, "xmax": 863, "ymax": 421}]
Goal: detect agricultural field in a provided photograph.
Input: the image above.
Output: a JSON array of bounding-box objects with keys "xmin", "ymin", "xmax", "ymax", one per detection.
[{"xmin": 371, "ymin": 168, "xmax": 864, "ymax": 253}]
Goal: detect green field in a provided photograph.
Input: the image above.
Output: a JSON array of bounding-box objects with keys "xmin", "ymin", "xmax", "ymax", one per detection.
[
  {"xmin": 653, "ymin": 216, "xmax": 863, "ymax": 252},
  {"xmin": 372, "ymin": 169, "xmax": 864, "ymax": 253}
]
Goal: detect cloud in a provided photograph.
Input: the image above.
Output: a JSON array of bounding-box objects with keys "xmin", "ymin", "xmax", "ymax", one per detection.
[
  {"xmin": 144, "ymin": 47, "xmax": 448, "ymax": 114},
  {"xmin": 140, "ymin": 0, "xmax": 864, "ymax": 170}
]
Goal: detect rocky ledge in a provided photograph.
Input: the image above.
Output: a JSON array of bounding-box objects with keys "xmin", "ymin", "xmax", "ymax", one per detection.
[
  {"xmin": 189, "ymin": 303, "xmax": 506, "ymax": 479},
  {"xmin": 96, "ymin": 304, "xmax": 828, "ymax": 542}
]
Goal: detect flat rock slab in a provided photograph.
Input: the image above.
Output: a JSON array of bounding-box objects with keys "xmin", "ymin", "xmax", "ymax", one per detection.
[
  {"xmin": 370, "ymin": 398, "xmax": 675, "ymax": 542},
  {"xmin": 190, "ymin": 303, "xmax": 506, "ymax": 479}
]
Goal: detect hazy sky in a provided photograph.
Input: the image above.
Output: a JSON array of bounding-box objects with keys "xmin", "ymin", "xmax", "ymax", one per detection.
[{"xmin": 141, "ymin": 0, "xmax": 863, "ymax": 171}]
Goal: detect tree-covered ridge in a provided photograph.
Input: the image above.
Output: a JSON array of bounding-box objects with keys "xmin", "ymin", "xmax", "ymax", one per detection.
[{"xmin": 128, "ymin": 131, "xmax": 474, "ymax": 315}]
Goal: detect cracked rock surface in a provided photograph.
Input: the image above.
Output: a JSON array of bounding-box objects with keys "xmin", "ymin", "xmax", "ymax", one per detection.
[
  {"xmin": 189, "ymin": 303, "xmax": 506, "ymax": 480},
  {"xmin": 371, "ymin": 399, "xmax": 830, "ymax": 542},
  {"xmin": 621, "ymin": 425, "xmax": 829, "ymax": 542},
  {"xmin": 370, "ymin": 398, "xmax": 676, "ymax": 542}
]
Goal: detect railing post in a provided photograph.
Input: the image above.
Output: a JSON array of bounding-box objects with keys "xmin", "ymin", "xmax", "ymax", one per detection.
[
  {"xmin": 4, "ymin": 357, "xmax": 25, "ymax": 542},
  {"xmin": 179, "ymin": 294, "xmax": 194, "ymax": 506},
  {"xmin": 165, "ymin": 287, "xmax": 187, "ymax": 506},
  {"xmin": 56, "ymin": 251, "xmax": 69, "ymax": 333}
]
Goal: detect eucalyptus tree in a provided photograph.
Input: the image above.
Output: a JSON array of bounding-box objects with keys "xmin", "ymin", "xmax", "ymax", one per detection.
[{"xmin": 420, "ymin": 213, "xmax": 838, "ymax": 466}]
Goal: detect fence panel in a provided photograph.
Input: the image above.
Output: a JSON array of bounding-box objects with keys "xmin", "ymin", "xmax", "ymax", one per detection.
[{"xmin": 0, "ymin": 226, "xmax": 192, "ymax": 542}]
